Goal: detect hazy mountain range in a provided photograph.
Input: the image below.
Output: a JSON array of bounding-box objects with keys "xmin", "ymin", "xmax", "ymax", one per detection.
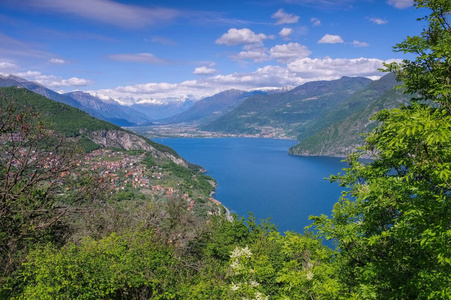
[
  {"xmin": 200, "ymin": 76, "xmax": 373, "ymax": 137},
  {"xmin": 0, "ymin": 75, "xmax": 199, "ymax": 126},
  {"xmin": 0, "ymin": 73, "xmax": 407, "ymax": 157},
  {"xmin": 159, "ymin": 89, "xmax": 267, "ymax": 125}
]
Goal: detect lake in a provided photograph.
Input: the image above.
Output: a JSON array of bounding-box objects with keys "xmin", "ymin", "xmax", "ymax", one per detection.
[{"xmin": 153, "ymin": 138, "xmax": 346, "ymax": 233}]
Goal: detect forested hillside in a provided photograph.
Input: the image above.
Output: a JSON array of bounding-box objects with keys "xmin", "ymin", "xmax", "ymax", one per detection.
[
  {"xmin": 0, "ymin": 76, "xmax": 151, "ymax": 126},
  {"xmin": 289, "ymin": 85, "xmax": 411, "ymax": 157},
  {"xmin": 295, "ymin": 73, "xmax": 398, "ymax": 141},
  {"xmin": 200, "ymin": 76, "xmax": 371, "ymax": 138}
]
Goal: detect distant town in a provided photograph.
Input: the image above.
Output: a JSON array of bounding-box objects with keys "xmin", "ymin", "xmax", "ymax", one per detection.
[
  {"xmin": 77, "ymin": 148, "xmax": 223, "ymax": 214},
  {"xmin": 129, "ymin": 124, "xmax": 292, "ymax": 139}
]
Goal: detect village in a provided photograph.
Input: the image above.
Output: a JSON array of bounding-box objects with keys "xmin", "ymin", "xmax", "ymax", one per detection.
[
  {"xmin": 80, "ymin": 148, "xmax": 173, "ymax": 193},
  {"xmin": 2, "ymin": 129, "xmax": 226, "ymax": 218},
  {"xmin": 77, "ymin": 148, "xmax": 223, "ymax": 214}
]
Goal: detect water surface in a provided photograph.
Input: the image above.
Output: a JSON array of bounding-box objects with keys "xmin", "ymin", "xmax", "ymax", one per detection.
[{"xmin": 153, "ymin": 138, "xmax": 345, "ymax": 233}]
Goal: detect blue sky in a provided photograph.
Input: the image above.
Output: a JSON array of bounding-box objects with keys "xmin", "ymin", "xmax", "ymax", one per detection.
[{"xmin": 0, "ymin": 0, "xmax": 425, "ymax": 104}]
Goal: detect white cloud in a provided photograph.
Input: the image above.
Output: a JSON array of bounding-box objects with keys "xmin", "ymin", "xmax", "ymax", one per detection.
[
  {"xmin": 369, "ymin": 18, "xmax": 388, "ymax": 25},
  {"xmin": 279, "ymin": 28, "xmax": 293, "ymax": 39},
  {"xmin": 230, "ymin": 43, "xmax": 311, "ymax": 64},
  {"xmin": 193, "ymin": 66, "xmax": 217, "ymax": 75},
  {"xmin": 108, "ymin": 53, "xmax": 169, "ymax": 64},
  {"xmin": 269, "ymin": 43, "xmax": 311, "ymax": 63},
  {"xmin": 22, "ymin": 0, "xmax": 180, "ymax": 28},
  {"xmin": 0, "ymin": 61, "xmax": 19, "ymax": 74},
  {"xmin": 310, "ymin": 17, "xmax": 321, "ymax": 26},
  {"xmin": 282, "ymin": 0, "xmax": 356, "ymax": 9},
  {"xmin": 89, "ymin": 56, "xmax": 398, "ymax": 104},
  {"xmin": 387, "ymin": 0, "xmax": 413, "ymax": 9},
  {"xmin": 115, "ymin": 82, "xmax": 178, "ymax": 94},
  {"xmin": 216, "ymin": 28, "xmax": 274, "ymax": 46},
  {"xmin": 231, "ymin": 48, "xmax": 270, "ymax": 63},
  {"xmin": 49, "ymin": 58, "xmax": 66, "ymax": 64},
  {"xmin": 271, "ymin": 9, "xmax": 299, "ymax": 25},
  {"xmin": 16, "ymin": 71, "xmax": 42, "ymax": 78},
  {"xmin": 318, "ymin": 34, "xmax": 344, "ymax": 44},
  {"xmin": 287, "ymin": 57, "xmax": 399, "ymax": 79},
  {"xmin": 352, "ymin": 40, "xmax": 369, "ymax": 47},
  {"xmin": 59, "ymin": 77, "xmax": 93, "ymax": 87},
  {"xmin": 15, "ymin": 71, "xmax": 93, "ymax": 88}
]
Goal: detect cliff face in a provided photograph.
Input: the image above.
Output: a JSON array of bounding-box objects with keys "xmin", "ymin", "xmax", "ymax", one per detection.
[{"xmin": 88, "ymin": 129, "xmax": 188, "ymax": 167}]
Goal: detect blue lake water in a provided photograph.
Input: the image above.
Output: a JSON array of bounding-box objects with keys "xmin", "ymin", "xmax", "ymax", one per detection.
[{"xmin": 153, "ymin": 138, "xmax": 346, "ymax": 233}]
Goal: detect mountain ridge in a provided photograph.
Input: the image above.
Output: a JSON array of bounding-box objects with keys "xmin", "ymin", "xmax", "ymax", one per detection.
[
  {"xmin": 0, "ymin": 86, "xmax": 190, "ymax": 167},
  {"xmin": 158, "ymin": 89, "xmax": 265, "ymax": 125},
  {"xmin": 0, "ymin": 75, "xmax": 152, "ymax": 126},
  {"xmin": 199, "ymin": 76, "xmax": 373, "ymax": 138},
  {"xmin": 289, "ymin": 74, "xmax": 408, "ymax": 157},
  {"xmin": 295, "ymin": 73, "xmax": 399, "ymax": 141}
]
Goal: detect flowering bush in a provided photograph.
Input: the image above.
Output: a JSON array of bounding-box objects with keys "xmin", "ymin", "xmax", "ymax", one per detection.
[{"xmin": 228, "ymin": 246, "xmax": 269, "ymax": 300}]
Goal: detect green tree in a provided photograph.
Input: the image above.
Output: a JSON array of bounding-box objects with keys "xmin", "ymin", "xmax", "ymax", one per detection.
[
  {"xmin": 311, "ymin": 1, "xmax": 451, "ymax": 299},
  {"xmin": 0, "ymin": 92, "xmax": 106, "ymax": 297},
  {"xmin": 17, "ymin": 231, "xmax": 181, "ymax": 300}
]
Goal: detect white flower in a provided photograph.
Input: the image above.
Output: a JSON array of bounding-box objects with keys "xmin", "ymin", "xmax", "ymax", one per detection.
[
  {"xmin": 254, "ymin": 292, "xmax": 269, "ymax": 300},
  {"xmin": 231, "ymin": 246, "xmax": 242, "ymax": 259},
  {"xmin": 306, "ymin": 271, "xmax": 314, "ymax": 280},
  {"xmin": 249, "ymin": 280, "xmax": 260, "ymax": 287},
  {"xmin": 230, "ymin": 260, "xmax": 241, "ymax": 270},
  {"xmin": 231, "ymin": 246, "xmax": 252, "ymax": 259},
  {"xmin": 241, "ymin": 246, "xmax": 252, "ymax": 257},
  {"xmin": 230, "ymin": 283, "xmax": 240, "ymax": 291}
]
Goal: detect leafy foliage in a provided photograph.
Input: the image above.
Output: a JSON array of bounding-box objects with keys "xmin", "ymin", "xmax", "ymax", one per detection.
[
  {"xmin": 311, "ymin": 1, "xmax": 451, "ymax": 298},
  {"xmin": 0, "ymin": 90, "xmax": 109, "ymax": 297},
  {"xmin": 18, "ymin": 231, "xmax": 180, "ymax": 300},
  {"xmin": 12, "ymin": 212, "xmax": 339, "ymax": 300}
]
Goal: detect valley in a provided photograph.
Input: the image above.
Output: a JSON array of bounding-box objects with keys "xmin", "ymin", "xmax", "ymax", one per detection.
[
  {"xmin": 130, "ymin": 123, "xmax": 292, "ymax": 139},
  {"xmin": 0, "ymin": 72, "xmax": 407, "ymax": 158}
]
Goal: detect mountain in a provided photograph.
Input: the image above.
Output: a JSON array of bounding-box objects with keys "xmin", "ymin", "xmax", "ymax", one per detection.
[
  {"xmin": 200, "ymin": 76, "xmax": 373, "ymax": 138},
  {"xmin": 288, "ymin": 88, "xmax": 410, "ymax": 157},
  {"xmin": 0, "ymin": 86, "xmax": 189, "ymax": 167},
  {"xmin": 0, "ymin": 75, "xmax": 152, "ymax": 126},
  {"xmin": 131, "ymin": 97, "xmax": 197, "ymax": 120},
  {"xmin": 0, "ymin": 74, "xmax": 84, "ymax": 109},
  {"xmin": 295, "ymin": 73, "xmax": 399, "ymax": 141},
  {"xmin": 65, "ymin": 91, "xmax": 150, "ymax": 126},
  {"xmin": 159, "ymin": 89, "xmax": 265, "ymax": 124}
]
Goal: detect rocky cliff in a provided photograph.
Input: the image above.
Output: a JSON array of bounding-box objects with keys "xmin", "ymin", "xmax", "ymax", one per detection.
[{"xmin": 88, "ymin": 129, "xmax": 188, "ymax": 167}]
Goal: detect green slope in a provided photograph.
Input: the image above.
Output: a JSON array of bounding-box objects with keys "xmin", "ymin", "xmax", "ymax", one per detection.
[
  {"xmin": 1, "ymin": 86, "xmax": 218, "ymax": 210},
  {"xmin": 2, "ymin": 86, "xmax": 177, "ymax": 152},
  {"xmin": 289, "ymin": 88, "xmax": 411, "ymax": 157},
  {"xmin": 295, "ymin": 73, "xmax": 399, "ymax": 141},
  {"xmin": 200, "ymin": 77, "xmax": 372, "ymax": 137},
  {"xmin": 1, "ymin": 87, "xmax": 118, "ymax": 136}
]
